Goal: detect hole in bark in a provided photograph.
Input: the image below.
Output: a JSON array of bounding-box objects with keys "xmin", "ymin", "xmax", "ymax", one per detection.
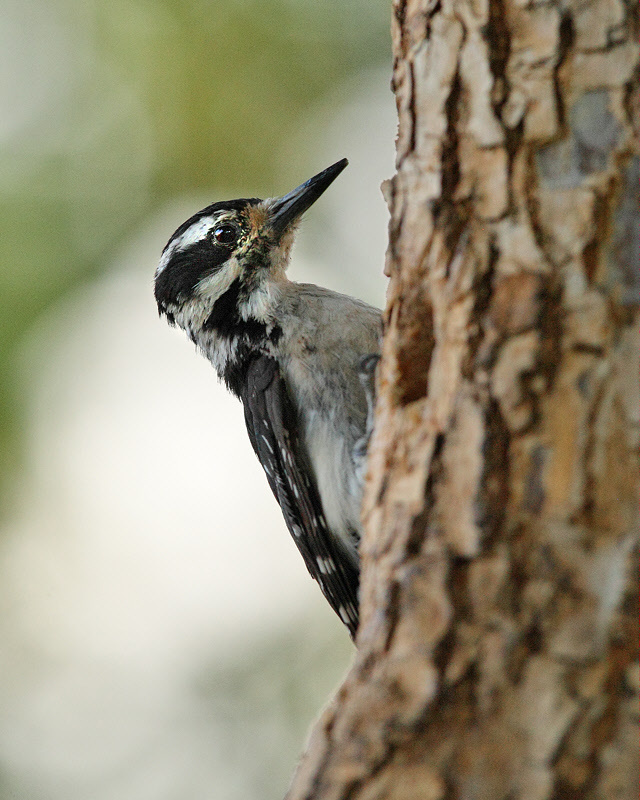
[
  {"xmin": 440, "ymin": 73, "xmax": 462, "ymax": 206},
  {"xmin": 524, "ymin": 617, "xmax": 544, "ymax": 654},
  {"xmin": 433, "ymin": 626, "xmax": 457, "ymax": 677},
  {"xmin": 405, "ymin": 433, "xmax": 445, "ymax": 554},
  {"xmin": 466, "ymin": 240, "xmax": 499, "ymax": 371},
  {"xmin": 395, "ymin": 289, "xmax": 434, "ymax": 405},
  {"xmin": 508, "ymin": 615, "xmax": 544, "ymax": 682},
  {"xmin": 536, "ymin": 276, "xmax": 564, "ymax": 392},
  {"xmin": 485, "ymin": 0, "xmax": 511, "ymax": 113},
  {"xmin": 405, "ymin": 506, "xmax": 433, "ymax": 559},
  {"xmin": 383, "ymin": 578, "xmax": 403, "ymax": 652},
  {"xmin": 523, "ymin": 444, "xmax": 546, "ymax": 514},
  {"xmin": 433, "ymin": 557, "xmax": 473, "ymax": 682},
  {"xmin": 582, "ymin": 187, "xmax": 610, "ymax": 284},
  {"xmin": 479, "ymin": 399, "xmax": 511, "ymax": 541},
  {"xmin": 558, "ymin": 12, "xmax": 575, "ymax": 59},
  {"xmin": 582, "ymin": 237, "xmax": 599, "ymax": 284},
  {"xmin": 554, "ymin": 12, "xmax": 575, "ymax": 131},
  {"xmin": 476, "ymin": 242, "xmax": 498, "ymax": 320},
  {"xmin": 605, "ymin": 157, "xmax": 640, "ymax": 308}
]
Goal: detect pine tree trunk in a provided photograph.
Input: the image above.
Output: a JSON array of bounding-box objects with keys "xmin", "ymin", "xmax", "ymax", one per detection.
[{"xmin": 287, "ymin": 1, "xmax": 639, "ymax": 798}]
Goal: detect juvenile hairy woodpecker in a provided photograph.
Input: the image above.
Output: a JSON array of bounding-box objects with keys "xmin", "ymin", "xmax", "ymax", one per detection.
[{"xmin": 154, "ymin": 159, "xmax": 381, "ymax": 638}]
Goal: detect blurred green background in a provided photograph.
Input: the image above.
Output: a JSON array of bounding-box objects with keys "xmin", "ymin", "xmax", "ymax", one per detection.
[
  {"xmin": 0, "ymin": 1, "xmax": 394, "ymax": 798},
  {"xmin": 1, "ymin": 0, "xmax": 390, "ymax": 494}
]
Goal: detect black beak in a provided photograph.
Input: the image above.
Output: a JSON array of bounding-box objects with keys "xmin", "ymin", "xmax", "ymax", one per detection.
[{"xmin": 268, "ymin": 158, "xmax": 348, "ymax": 237}]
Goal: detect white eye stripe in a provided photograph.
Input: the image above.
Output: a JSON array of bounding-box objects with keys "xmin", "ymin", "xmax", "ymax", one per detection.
[
  {"xmin": 175, "ymin": 217, "xmax": 217, "ymax": 249},
  {"xmin": 157, "ymin": 218, "xmax": 214, "ymax": 274},
  {"xmin": 158, "ymin": 215, "xmax": 235, "ymax": 275}
]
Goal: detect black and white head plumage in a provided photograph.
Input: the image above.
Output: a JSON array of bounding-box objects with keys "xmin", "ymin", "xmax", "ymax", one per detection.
[
  {"xmin": 154, "ymin": 194, "xmax": 290, "ymax": 391},
  {"xmin": 155, "ymin": 198, "xmax": 260, "ymax": 316},
  {"xmin": 154, "ymin": 159, "xmax": 349, "ymax": 331}
]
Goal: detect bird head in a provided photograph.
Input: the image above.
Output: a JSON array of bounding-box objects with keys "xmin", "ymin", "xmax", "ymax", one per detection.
[{"xmin": 154, "ymin": 159, "xmax": 348, "ymax": 328}]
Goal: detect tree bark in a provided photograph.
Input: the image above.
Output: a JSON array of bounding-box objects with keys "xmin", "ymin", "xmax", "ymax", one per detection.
[{"xmin": 287, "ymin": 1, "xmax": 639, "ymax": 798}]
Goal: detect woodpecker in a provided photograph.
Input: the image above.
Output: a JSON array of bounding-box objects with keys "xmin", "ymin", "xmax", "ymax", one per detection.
[{"xmin": 154, "ymin": 159, "xmax": 381, "ymax": 638}]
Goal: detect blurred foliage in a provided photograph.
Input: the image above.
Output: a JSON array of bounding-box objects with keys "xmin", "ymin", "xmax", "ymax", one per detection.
[
  {"xmin": 0, "ymin": 0, "xmax": 390, "ymax": 498},
  {"xmin": 194, "ymin": 616, "xmax": 353, "ymax": 799},
  {"xmin": 0, "ymin": 610, "xmax": 353, "ymax": 800}
]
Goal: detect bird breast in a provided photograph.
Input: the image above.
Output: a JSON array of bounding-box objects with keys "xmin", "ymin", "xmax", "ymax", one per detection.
[{"xmin": 274, "ymin": 283, "xmax": 382, "ymax": 559}]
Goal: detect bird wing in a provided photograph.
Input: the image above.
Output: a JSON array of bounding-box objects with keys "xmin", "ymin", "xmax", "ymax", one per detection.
[{"xmin": 240, "ymin": 354, "xmax": 359, "ymax": 638}]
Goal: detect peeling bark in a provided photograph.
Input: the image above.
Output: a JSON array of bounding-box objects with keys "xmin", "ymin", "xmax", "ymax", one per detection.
[{"xmin": 287, "ymin": 0, "xmax": 639, "ymax": 798}]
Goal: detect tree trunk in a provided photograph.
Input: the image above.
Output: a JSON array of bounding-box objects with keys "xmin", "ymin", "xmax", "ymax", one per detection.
[{"xmin": 287, "ymin": 0, "xmax": 639, "ymax": 798}]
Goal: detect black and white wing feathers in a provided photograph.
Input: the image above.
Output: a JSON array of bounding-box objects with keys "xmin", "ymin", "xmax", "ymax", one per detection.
[{"xmin": 240, "ymin": 355, "xmax": 360, "ymax": 638}]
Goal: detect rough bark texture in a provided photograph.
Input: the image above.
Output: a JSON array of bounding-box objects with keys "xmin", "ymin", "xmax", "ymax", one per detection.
[{"xmin": 287, "ymin": 1, "xmax": 639, "ymax": 798}]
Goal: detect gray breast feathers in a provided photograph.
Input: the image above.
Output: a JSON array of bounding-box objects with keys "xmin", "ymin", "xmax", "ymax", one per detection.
[{"xmin": 275, "ymin": 284, "xmax": 382, "ymax": 556}]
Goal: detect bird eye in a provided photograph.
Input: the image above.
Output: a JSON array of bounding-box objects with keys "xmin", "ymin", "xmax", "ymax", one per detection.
[{"xmin": 212, "ymin": 224, "xmax": 237, "ymax": 246}]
